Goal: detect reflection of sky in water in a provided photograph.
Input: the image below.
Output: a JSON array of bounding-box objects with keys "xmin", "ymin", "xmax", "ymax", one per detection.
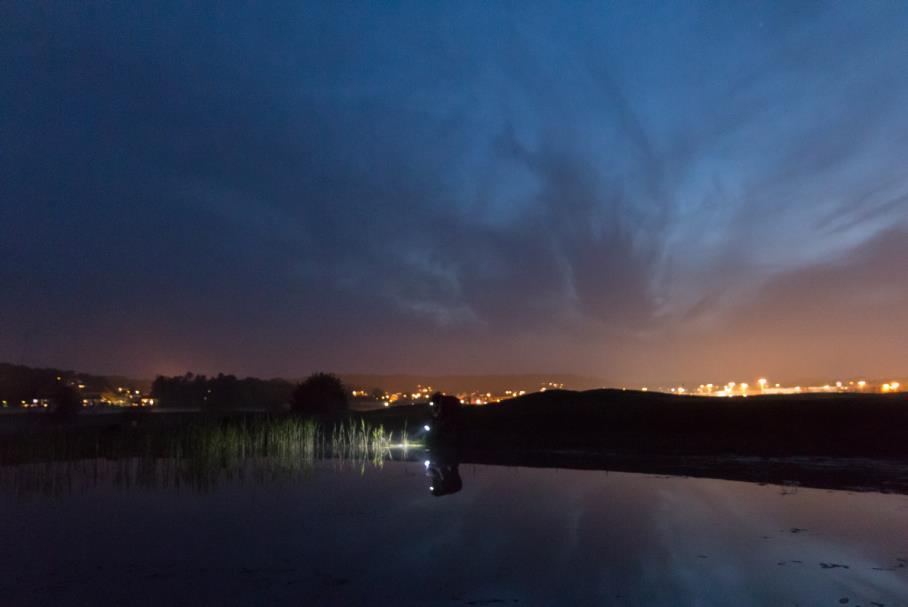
[{"xmin": 1, "ymin": 462, "xmax": 907, "ymax": 606}]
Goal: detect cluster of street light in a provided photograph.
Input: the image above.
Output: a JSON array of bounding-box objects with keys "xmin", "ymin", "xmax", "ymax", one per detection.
[{"xmin": 650, "ymin": 378, "xmax": 903, "ymax": 397}]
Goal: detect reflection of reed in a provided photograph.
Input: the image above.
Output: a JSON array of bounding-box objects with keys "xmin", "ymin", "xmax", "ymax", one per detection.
[{"xmin": 0, "ymin": 418, "xmax": 406, "ymax": 496}]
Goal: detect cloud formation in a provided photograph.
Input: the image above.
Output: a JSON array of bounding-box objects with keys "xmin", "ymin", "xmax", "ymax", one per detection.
[{"xmin": 2, "ymin": 2, "xmax": 907, "ymax": 381}]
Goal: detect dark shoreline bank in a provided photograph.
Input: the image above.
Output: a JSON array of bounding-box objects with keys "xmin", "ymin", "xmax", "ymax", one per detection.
[
  {"xmin": 3, "ymin": 389, "xmax": 908, "ymax": 494},
  {"xmin": 382, "ymin": 388, "xmax": 908, "ymax": 493},
  {"xmin": 453, "ymin": 449, "xmax": 908, "ymax": 494}
]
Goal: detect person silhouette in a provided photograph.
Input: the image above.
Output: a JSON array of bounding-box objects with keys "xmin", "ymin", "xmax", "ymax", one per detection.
[
  {"xmin": 428, "ymin": 391, "xmax": 462, "ymax": 437},
  {"xmin": 425, "ymin": 455, "xmax": 463, "ymax": 496}
]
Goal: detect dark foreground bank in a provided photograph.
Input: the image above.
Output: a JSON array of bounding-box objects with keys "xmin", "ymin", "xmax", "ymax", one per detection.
[
  {"xmin": 410, "ymin": 390, "xmax": 908, "ymax": 493},
  {"xmin": 369, "ymin": 389, "xmax": 908, "ymax": 492},
  {"xmin": 428, "ymin": 389, "xmax": 908, "ymax": 457},
  {"xmin": 3, "ymin": 389, "xmax": 908, "ymax": 493}
]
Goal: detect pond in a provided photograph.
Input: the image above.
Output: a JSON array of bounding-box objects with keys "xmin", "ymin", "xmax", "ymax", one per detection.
[{"xmin": 1, "ymin": 455, "xmax": 907, "ymax": 606}]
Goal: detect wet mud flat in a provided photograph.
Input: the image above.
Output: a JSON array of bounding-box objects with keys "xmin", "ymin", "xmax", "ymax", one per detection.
[{"xmin": 454, "ymin": 448, "xmax": 908, "ymax": 495}]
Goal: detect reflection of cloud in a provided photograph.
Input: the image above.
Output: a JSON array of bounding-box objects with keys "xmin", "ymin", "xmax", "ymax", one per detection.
[{"xmin": 11, "ymin": 462, "xmax": 908, "ymax": 605}]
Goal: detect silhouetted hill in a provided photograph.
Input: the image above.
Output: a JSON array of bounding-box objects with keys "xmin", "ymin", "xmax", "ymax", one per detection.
[
  {"xmin": 339, "ymin": 373, "xmax": 608, "ymax": 393},
  {"xmin": 0, "ymin": 362, "xmax": 148, "ymax": 405},
  {"xmin": 446, "ymin": 389, "xmax": 908, "ymax": 458}
]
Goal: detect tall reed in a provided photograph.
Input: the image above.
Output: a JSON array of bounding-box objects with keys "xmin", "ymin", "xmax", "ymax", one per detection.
[{"xmin": 0, "ymin": 416, "xmax": 407, "ymax": 495}]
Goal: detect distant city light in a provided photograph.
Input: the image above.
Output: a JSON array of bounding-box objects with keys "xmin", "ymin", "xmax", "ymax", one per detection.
[{"xmin": 882, "ymin": 382, "xmax": 900, "ymax": 393}]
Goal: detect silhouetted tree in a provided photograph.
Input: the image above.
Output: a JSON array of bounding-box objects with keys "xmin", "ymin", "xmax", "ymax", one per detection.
[
  {"xmin": 152, "ymin": 373, "xmax": 294, "ymax": 409},
  {"xmin": 292, "ymin": 373, "xmax": 348, "ymax": 415},
  {"xmin": 152, "ymin": 373, "xmax": 207, "ymax": 408},
  {"xmin": 53, "ymin": 384, "xmax": 82, "ymax": 418},
  {"xmin": 208, "ymin": 373, "xmax": 240, "ymax": 409}
]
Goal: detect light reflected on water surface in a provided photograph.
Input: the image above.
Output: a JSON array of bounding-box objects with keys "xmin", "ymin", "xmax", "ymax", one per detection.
[{"xmin": 1, "ymin": 457, "xmax": 907, "ymax": 606}]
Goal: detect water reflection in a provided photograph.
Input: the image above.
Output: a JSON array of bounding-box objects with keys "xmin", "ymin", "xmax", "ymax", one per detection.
[
  {"xmin": 0, "ymin": 453, "xmax": 398, "ymax": 497},
  {"xmin": 425, "ymin": 454, "xmax": 463, "ymax": 497},
  {"xmin": 2, "ymin": 457, "xmax": 907, "ymax": 605}
]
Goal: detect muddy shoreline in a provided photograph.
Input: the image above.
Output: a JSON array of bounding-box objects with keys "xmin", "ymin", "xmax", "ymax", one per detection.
[{"xmin": 451, "ymin": 448, "xmax": 908, "ymax": 494}]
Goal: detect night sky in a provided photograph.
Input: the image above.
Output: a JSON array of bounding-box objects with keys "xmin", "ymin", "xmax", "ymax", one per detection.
[{"xmin": 2, "ymin": 2, "xmax": 907, "ymax": 383}]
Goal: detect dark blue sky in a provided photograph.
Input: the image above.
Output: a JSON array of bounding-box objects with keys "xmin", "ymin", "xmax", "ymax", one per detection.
[{"xmin": 2, "ymin": 2, "xmax": 907, "ymax": 382}]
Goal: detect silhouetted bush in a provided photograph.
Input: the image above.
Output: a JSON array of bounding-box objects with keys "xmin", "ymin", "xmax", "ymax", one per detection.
[
  {"xmin": 291, "ymin": 373, "xmax": 348, "ymax": 415},
  {"xmin": 53, "ymin": 385, "xmax": 82, "ymax": 418}
]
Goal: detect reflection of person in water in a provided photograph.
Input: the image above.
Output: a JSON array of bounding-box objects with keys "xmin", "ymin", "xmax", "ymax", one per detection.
[
  {"xmin": 425, "ymin": 459, "xmax": 463, "ymax": 497},
  {"xmin": 424, "ymin": 392, "xmax": 464, "ymax": 496},
  {"xmin": 428, "ymin": 391, "xmax": 462, "ymax": 437}
]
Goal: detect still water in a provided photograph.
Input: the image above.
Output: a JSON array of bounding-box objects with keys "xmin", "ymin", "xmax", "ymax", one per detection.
[{"xmin": 1, "ymin": 457, "xmax": 907, "ymax": 606}]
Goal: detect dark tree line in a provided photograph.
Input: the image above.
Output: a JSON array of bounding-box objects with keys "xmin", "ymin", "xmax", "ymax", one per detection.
[
  {"xmin": 2, "ymin": 363, "xmax": 351, "ymax": 414},
  {"xmin": 151, "ymin": 371, "xmax": 350, "ymax": 413},
  {"xmin": 151, "ymin": 373, "xmax": 294, "ymax": 410}
]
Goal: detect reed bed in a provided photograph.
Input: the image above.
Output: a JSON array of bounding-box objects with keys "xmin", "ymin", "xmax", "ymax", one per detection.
[{"xmin": 0, "ymin": 416, "xmax": 411, "ymax": 496}]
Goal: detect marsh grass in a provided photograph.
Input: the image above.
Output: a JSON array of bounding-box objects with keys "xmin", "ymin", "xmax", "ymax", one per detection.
[{"xmin": 0, "ymin": 416, "xmax": 412, "ymax": 495}]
